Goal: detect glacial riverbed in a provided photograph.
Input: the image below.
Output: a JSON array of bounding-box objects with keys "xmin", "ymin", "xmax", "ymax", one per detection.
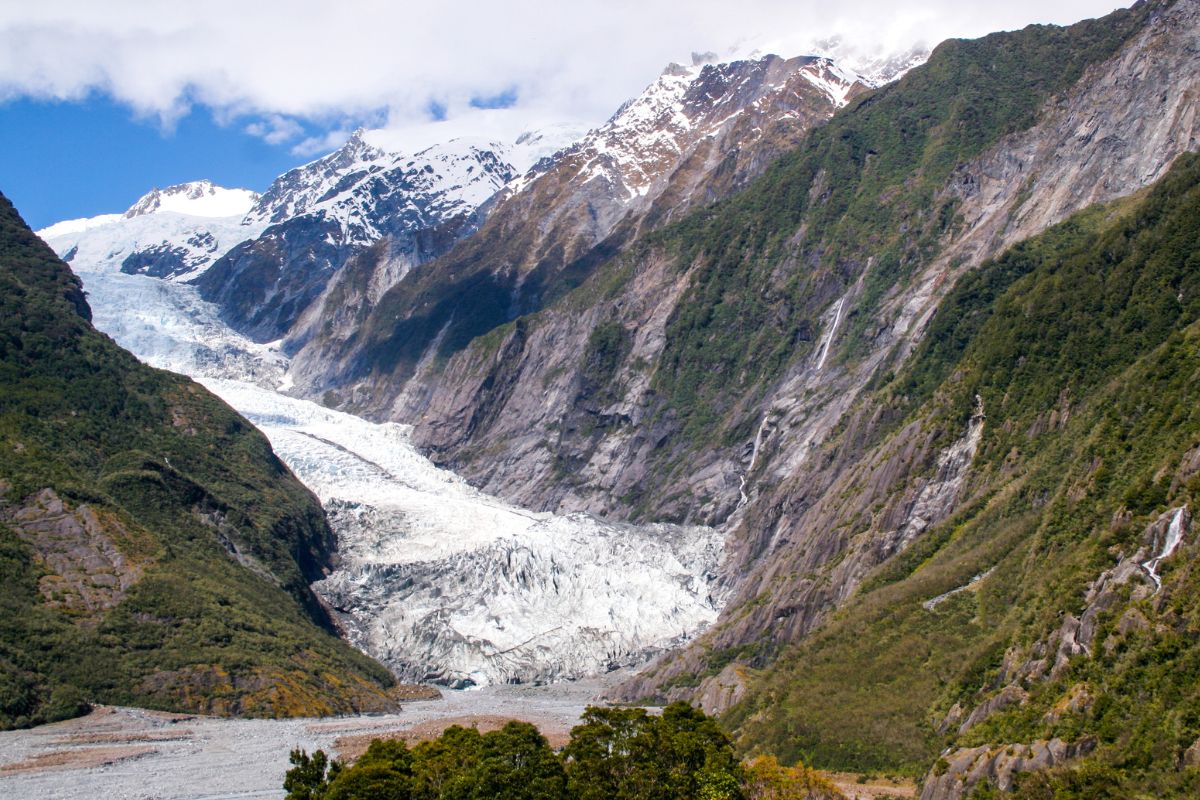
[{"xmin": 0, "ymin": 680, "xmax": 607, "ymax": 800}]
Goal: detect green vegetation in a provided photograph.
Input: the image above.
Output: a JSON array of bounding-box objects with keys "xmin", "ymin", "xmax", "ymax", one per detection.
[
  {"xmin": 723, "ymin": 152, "xmax": 1200, "ymax": 794},
  {"xmin": 0, "ymin": 192, "xmax": 395, "ymax": 729},
  {"xmin": 284, "ymin": 703, "xmax": 840, "ymax": 800},
  {"xmin": 437, "ymin": 1, "xmax": 1161, "ymax": 524},
  {"xmin": 645, "ymin": 1, "xmax": 1154, "ymax": 445}
]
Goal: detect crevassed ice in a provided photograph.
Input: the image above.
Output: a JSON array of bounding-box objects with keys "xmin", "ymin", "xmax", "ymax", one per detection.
[{"xmin": 72, "ymin": 266, "xmax": 725, "ymax": 688}]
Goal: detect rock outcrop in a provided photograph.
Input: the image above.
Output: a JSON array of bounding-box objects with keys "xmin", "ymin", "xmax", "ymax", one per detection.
[{"xmin": 919, "ymin": 738, "xmax": 1098, "ymax": 800}]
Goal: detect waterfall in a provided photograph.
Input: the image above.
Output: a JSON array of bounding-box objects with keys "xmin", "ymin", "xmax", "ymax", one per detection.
[{"xmin": 1141, "ymin": 507, "xmax": 1188, "ymax": 593}]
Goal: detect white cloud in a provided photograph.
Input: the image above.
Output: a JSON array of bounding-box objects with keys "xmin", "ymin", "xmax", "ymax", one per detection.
[
  {"xmin": 0, "ymin": 1, "xmax": 1127, "ymax": 155},
  {"xmin": 245, "ymin": 114, "xmax": 304, "ymax": 145},
  {"xmin": 291, "ymin": 128, "xmax": 355, "ymax": 158}
]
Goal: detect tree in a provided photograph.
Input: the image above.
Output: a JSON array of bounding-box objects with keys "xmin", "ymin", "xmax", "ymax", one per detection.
[
  {"xmin": 741, "ymin": 755, "xmax": 842, "ymax": 800},
  {"xmin": 461, "ymin": 721, "xmax": 568, "ymax": 800},
  {"xmin": 410, "ymin": 726, "xmax": 484, "ymax": 800},
  {"xmin": 563, "ymin": 706, "xmax": 652, "ymax": 800},
  {"xmin": 284, "ymin": 748, "xmax": 340, "ymax": 800},
  {"xmin": 325, "ymin": 738, "xmax": 412, "ymax": 800},
  {"xmin": 563, "ymin": 703, "xmax": 745, "ymax": 800}
]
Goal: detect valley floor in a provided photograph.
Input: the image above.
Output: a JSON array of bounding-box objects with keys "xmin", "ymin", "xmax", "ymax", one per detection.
[{"xmin": 0, "ymin": 679, "xmax": 607, "ymax": 799}]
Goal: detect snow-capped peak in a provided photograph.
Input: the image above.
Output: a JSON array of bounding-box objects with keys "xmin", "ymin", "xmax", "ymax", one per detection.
[
  {"xmin": 36, "ymin": 213, "xmax": 124, "ymax": 240},
  {"xmin": 123, "ymin": 180, "xmax": 260, "ymax": 220},
  {"xmin": 38, "ymin": 181, "xmax": 268, "ymax": 282},
  {"xmin": 554, "ymin": 52, "xmax": 866, "ymax": 204},
  {"xmin": 241, "ymin": 127, "xmax": 585, "ymax": 247}
]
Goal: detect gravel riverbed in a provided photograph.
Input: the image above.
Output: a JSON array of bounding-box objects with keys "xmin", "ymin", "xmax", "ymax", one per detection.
[{"xmin": 0, "ymin": 679, "xmax": 613, "ymax": 799}]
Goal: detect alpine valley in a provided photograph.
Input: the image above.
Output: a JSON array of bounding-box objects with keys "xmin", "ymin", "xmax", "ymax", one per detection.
[{"xmin": 4, "ymin": 0, "xmax": 1200, "ymax": 797}]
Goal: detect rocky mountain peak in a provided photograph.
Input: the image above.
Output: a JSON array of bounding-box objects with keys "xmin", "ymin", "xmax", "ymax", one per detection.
[
  {"xmin": 554, "ymin": 52, "xmax": 865, "ymax": 204},
  {"xmin": 240, "ymin": 129, "xmax": 521, "ymax": 243}
]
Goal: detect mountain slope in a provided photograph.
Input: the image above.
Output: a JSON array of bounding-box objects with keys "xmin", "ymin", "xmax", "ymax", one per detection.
[
  {"xmin": 724, "ymin": 149, "xmax": 1200, "ymax": 798},
  {"xmin": 275, "ymin": 3, "xmax": 1200, "ymax": 789},
  {"xmin": 353, "ymin": 0, "xmax": 1179, "ymax": 529},
  {"xmin": 282, "ymin": 53, "xmax": 881, "ymax": 405},
  {"xmin": 543, "ymin": 0, "xmax": 1199, "ymax": 722},
  {"xmin": 0, "ymin": 192, "xmax": 396, "ymax": 729}
]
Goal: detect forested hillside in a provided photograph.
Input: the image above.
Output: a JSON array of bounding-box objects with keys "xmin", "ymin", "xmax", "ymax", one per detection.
[
  {"xmin": 0, "ymin": 193, "xmax": 397, "ymax": 729},
  {"xmin": 724, "ymin": 151, "xmax": 1200, "ymax": 797}
]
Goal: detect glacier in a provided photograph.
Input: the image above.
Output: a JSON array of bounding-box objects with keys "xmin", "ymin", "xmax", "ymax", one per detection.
[{"xmin": 45, "ymin": 237, "xmax": 726, "ymax": 688}]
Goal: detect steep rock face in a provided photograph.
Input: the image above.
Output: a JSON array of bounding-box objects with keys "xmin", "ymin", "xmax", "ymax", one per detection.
[
  {"xmin": 406, "ymin": 251, "xmax": 705, "ymax": 519},
  {"xmin": 195, "ymin": 133, "xmax": 523, "ymax": 342},
  {"xmin": 1, "ymin": 488, "xmax": 145, "ymax": 614},
  {"xmin": 613, "ymin": 0, "xmax": 1200, "ymax": 703},
  {"xmin": 918, "ymin": 738, "xmax": 1098, "ymax": 800},
  {"xmin": 362, "ymin": 0, "xmax": 1191, "ymax": 540},
  {"xmin": 287, "ymin": 53, "xmax": 878, "ymax": 404}
]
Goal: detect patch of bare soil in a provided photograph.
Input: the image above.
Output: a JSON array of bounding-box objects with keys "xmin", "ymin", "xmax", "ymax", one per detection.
[
  {"xmin": 821, "ymin": 772, "xmax": 917, "ymax": 800},
  {"xmin": 51, "ymin": 730, "xmax": 195, "ymax": 745}
]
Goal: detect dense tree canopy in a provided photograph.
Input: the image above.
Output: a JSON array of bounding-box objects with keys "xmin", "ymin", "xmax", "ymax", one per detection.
[{"xmin": 284, "ymin": 703, "xmax": 841, "ymax": 800}]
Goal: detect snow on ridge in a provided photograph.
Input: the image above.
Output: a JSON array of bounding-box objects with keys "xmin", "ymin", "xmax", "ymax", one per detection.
[
  {"xmin": 36, "ymin": 213, "xmax": 124, "ymax": 240},
  {"xmin": 553, "ymin": 52, "xmax": 865, "ymax": 203},
  {"xmin": 243, "ymin": 129, "xmax": 527, "ymax": 245},
  {"xmin": 37, "ymin": 180, "xmax": 265, "ymax": 282},
  {"xmin": 38, "ymin": 209, "xmax": 267, "ymax": 281},
  {"xmin": 555, "ymin": 61, "xmax": 709, "ymax": 201},
  {"xmin": 798, "ymin": 56, "xmax": 864, "ymax": 107},
  {"xmin": 124, "ymin": 180, "xmax": 260, "ymax": 220}
]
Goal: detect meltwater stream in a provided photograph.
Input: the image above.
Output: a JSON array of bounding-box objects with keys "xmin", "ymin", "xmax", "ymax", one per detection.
[{"xmin": 74, "ymin": 268, "xmax": 725, "ymax": 688}]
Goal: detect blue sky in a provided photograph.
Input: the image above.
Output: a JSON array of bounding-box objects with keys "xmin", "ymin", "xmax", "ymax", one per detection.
[
  {"xmin": 0, "ymin": 97, "xmax": 315, "ymax": 229},
  {"xmin": 0, "ymin": 1, "xmax": 1125, "ymax": 230}
]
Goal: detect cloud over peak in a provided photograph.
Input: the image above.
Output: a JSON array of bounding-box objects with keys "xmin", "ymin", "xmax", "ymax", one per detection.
[{"xmin": 0, "ymin": 1, "xmax": 1125, "ymax": 156}]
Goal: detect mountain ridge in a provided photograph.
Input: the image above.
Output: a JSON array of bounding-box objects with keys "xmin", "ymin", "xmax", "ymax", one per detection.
[{"xmin": 280, "ymin": 51, "xmax": 885, "ymax": 409}]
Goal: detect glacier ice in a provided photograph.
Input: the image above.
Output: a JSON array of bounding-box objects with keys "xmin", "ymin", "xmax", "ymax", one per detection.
[
  {"xmin": 203, "ymin": 377, "xmax": 725, "ymax": 688},
  {"xmin": 64, "ymin": 253, "xmax": 725, "ymax": 688}
]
